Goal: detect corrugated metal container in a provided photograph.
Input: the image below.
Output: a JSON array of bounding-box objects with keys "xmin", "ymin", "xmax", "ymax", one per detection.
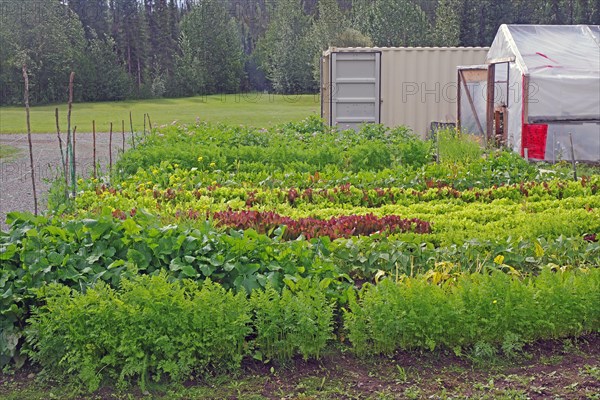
[{"xmin": 321, "ymin": 47, "xmax": 489, "ymax": 137}]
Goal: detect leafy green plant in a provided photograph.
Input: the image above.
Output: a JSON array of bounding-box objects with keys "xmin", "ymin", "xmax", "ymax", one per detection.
[
  {"xmin": 26, "ymin": 274, "xmax": 251, "ymax": 392},
  {"xmin": 437, "ymin": 128, "xmax": 483, "ymax": 164},
  {"xmin": 344, "ymin": 267, "xmax": 600, "ymax": 357},
  {"xmin": 250, "ymin": 279, "xmax": 334, "ymax": 362}
]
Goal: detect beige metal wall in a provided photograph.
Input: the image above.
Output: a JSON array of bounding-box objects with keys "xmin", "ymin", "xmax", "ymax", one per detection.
[{"xmin": 322, "ymin": 47, "xmax": 489, "ymax": 137}]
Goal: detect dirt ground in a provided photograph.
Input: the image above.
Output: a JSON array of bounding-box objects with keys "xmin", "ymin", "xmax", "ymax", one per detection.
[
  {"xmin": 0, "ymin": 133, "xmax": 128, "ymax": 231},
  {"xmin": 1, "ymin": 334, "xmax": 598, "ymax": 399}
]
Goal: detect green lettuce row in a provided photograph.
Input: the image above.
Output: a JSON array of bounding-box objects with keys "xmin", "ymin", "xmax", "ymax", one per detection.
[
  {"xmin": 72, "ymin": 191, "xmax": 600, "ymax": 246},
  {"xmin": 109, "ymin": 148, "xmax": 544, "ymax": 193},
  {"xmin": 77, "ymin": 176, "xmax": 600, "ymax": 211}
]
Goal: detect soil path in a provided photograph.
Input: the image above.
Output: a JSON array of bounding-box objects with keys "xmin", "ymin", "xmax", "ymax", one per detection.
[{"xmin": 0, "ymin": 133, "xmax": 129, "ymax": 231}]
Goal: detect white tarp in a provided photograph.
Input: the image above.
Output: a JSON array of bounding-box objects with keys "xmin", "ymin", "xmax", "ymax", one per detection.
[{"xmin": 486, "ymin": 24, "xmax": 600, "ymax": 161}]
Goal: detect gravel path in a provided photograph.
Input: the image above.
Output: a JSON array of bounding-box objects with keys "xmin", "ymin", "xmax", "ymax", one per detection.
[{"xmin": 0, "ymin": 133, "xmax": 129, "ymax": 231}]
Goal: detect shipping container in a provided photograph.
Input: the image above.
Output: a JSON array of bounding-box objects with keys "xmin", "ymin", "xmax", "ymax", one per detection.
[{"xmin": 321, "ymin": 47, "xmax": 489, "ymax": 137}]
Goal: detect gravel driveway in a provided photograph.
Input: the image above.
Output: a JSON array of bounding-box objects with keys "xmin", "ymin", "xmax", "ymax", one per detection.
[{"xmin": 0, "ymin": 132, "xmax": 129, "ymax": 231}]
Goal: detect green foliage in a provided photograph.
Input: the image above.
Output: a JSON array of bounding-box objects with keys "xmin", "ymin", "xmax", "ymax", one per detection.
[
  {"xmin": 2, "ymin": 0, "xmax": 599, "ymax": 105},
  {"xmin": 0, "ymin": 0, "xmax": 87, "ymax": 105},
  {"xmin": 344, "ymin": 267, "xmax": 600, "ymax": 357},
  {"xmin": 432, "ymin": 0, "xmax": 462, "ymax": 46},
  {"xmin": 351, "ymin": 0, "xmax": 432, "ymax": 47},
  {"xmin": 26, "ymin": 274, "xmax": 251, "ymax": 391},
  {"xmin": 250, "ymin": 279, "xmax": 335, "ymax": 362},
  {"xmin": 437, "ymin": 128, "xmax": 483, "ymax": 164},
  {"xmin": 256, "ymin": 0, "xmax": 316, "ymax": 93},
  {"xmin": 331, "ymin": 28, "xmax": 373, "ymax": 47},
  {"xmin": 24, "ymin": 274, "xmax": 337, "ymax": 390},
  {"xmin": 80, "ymin": 33, "xmax": 132, "ymax": 102},
  {"xmin": 112, "ymin": 119, "xmax": 427, "ymax": 177},
  {"xmin": 173, "ymin": 0, "xmax": 244, "ymax": 96},
  {"xmin": 0, "ymin": 210, "xmax": 350, "ymax": 369}
]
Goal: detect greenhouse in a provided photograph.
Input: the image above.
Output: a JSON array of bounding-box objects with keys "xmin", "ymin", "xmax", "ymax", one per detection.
[{"xmin": 459, "ymin": 24, "xmax": 600, "ymax": 161}]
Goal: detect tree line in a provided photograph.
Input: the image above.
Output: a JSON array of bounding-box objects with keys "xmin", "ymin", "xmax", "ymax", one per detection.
[{"xmin": 1, "ymin": 0, "xmax": 598, "ymax": 105}]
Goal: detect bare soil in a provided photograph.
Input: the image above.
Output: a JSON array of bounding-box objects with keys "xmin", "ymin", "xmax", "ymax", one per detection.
[{"xmin": 1, "ymin": 334, "xmax": 598, "ymax": 399}]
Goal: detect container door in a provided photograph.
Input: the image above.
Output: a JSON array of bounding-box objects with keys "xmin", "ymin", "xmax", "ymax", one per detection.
[{"xmin": 330, "ymin": 52, "xmax": 381, "ymax": 131}]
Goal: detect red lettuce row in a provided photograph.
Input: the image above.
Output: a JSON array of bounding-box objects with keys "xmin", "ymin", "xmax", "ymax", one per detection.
[{"xmin": 211, "ymin": 210, "xmax": 431, "ymax": 240}]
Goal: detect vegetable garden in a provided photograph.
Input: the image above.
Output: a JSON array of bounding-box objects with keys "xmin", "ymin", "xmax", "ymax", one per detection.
[{"xmin": 1, "ymin": 116, "xmax": 599, "ymax": 393}]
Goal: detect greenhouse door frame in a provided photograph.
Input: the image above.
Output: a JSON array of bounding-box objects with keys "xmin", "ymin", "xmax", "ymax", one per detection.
[{"xmin": 486, "ymin": 61, "xmax": 511, "ymax": 145}]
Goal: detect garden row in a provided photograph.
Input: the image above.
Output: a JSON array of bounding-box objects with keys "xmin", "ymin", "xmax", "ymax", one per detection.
[
  {"xmin": 26, "ymin": 268, "xmax": 600, "ymax": 392},
  {"xmin": 107, "ymin": 117, "xmax": 588, "ymax": 192},
  {"xmin": 73, "ymin": 185, "xmax": 600, "ymax": 246},
  {"xmin": 83, "ymin": 175, "xmax": 600, "ymax": 209}
]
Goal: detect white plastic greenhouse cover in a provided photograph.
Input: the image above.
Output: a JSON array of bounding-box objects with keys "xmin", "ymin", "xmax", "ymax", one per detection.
[{"xmin": 486, "ymin": 25, "xmax": 600, "ymax": 161}]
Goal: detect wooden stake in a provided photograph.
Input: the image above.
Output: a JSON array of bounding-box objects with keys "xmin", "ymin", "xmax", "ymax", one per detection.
[
  {"xmin": 143, "ymin": 113, "xmax": 147, "ymax": 137},
  {"xmin": 485, "ymin": 64, "xmax": 496, "ymax": 147},
  {"xmin": 67, "ymin": 72, "xmax": 75, "ymax": 188},
  {"xmin": 147, "ymin": 114, "xmax": 153, "ymax": 131},
  {"xmin": 109, "ymin": 122, "xmax": 113, "ymax": 172},
  {"xmin": 72, "ymin": 126, "xmax": 77, "ymax": 197},
  {"xmin": 129, "ymin": 111, "xmax": 135, "ymax": 149},
  {"xmin": 55, "ymin": 108, "xmax": 68, "ymax": 199},
  {"xmin": 55, "ymin": 108, "xmax": 66, "ymax": 177},
  {"xmin": 569, "ymin": 132, "xmax": 577, "ymax": 181},
  {"xmin": 435, "ymin": 129, "xmax": 440, "ymax": 164},
  {"xmin": 122, "ymin": 120, "xmax": 125, "ymax": 152},
  {"xmin": 92, "ymin": 120, "xmax": 97, "ymax": 178},
  {"xmin": 22, "ymin": 66, "xmax": 38, "ymax": 216}
]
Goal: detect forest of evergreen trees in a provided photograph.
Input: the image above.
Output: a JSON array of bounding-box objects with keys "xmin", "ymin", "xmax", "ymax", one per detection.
[{"xmin": 1, "ymin": 0, "xmax": 598, "ymax": 105}]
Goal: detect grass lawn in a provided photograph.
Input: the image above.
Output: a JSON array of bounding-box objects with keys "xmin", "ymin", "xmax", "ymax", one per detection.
[{"xmin": 0, "ymin": 93, "xmax": 321, "ymax": 134}]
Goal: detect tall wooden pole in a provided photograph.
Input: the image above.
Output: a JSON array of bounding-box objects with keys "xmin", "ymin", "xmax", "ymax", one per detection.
[
  {"xmin": 22, "ymin": 66, "xmax": 38, "ymax": 215},
  {"xmin": 92, "ymin": 120, "xmax": 97, "ymax": 178},
  {"xmin": 109, "ymin": 122, "xmax": 113, "ymax": 172},
  {"xmin": 485, "ymin": 64, "xmax": 496, "ymax": 147},
  {"xmin": 569, "ymin": 133, "xmax": 577, "ymax": 181},
  {"xmin": 72, "ymin": 126, "xmax": 77, "ymax": 197},
  {"xmin": 55, "ymin": 108, "xmax": 66, "ymax": 177},
  {"xmin": 129, "ymin": 111, "xmax": 135, "ymax": 149},
  {"xmin": 67, "ymin": 72, "xmax": 75, "ymax": 189},
  {"xmin": 55, "ymin": 107, "xmax": 68, "ymax": 199}
]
